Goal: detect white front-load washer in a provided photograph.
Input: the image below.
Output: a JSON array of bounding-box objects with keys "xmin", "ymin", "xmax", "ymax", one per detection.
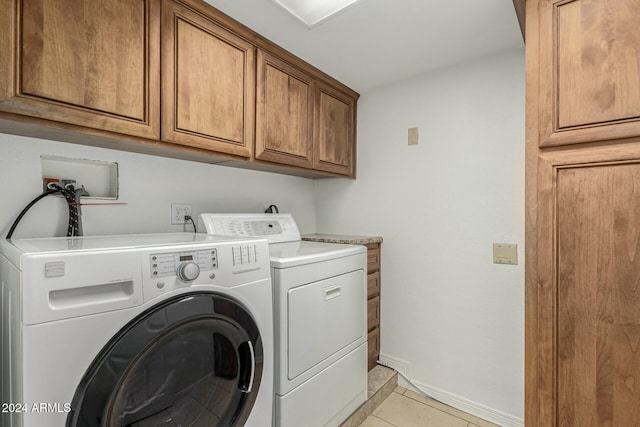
[
  {"xmin": 0, "ymin": 233, "xmax": 273, "ymax": 427},
  {"xmin": 199, "ymin": 214, "xmax": 367, "ymax": 427}
]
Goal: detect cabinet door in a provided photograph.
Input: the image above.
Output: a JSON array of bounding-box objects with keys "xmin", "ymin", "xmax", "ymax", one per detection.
[
  {"xmin": 538, "ymin": 0, "xmax": 640, "ymax": 147},
  {"xmin": 161, "ymin": 0, "xmax": 254, "ymax": 157},
  {"xmin": 535, "ymin": 153, "xmax": 640, "ymax": 426},
  {"xmin": 256, "ymin": 50, "xmax": 314, "ymax": 168},
  {"xmin": 0, "ymin": 0, "xmax": 160, "ymax": 139},
  {"xmin": 313, "ymin": 83, "xmax": 356, "ymax": 177},
  {"xmin": 555, "ymin": 163, "xmax": 640, "ymax": 426}
]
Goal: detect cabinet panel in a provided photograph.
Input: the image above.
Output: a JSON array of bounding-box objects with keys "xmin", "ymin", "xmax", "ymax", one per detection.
[
  {"xmin": 366, "ymin": 243, "xmax": 381, "ymax": 371},
  {"xmin": 256, "ymin": 50, "xmax": 314, "ymax": 168},
  {"xmin": 555, "ymin": 162, "xmax": 640, "ymax": 426},
  {"xmin": 314, "ymin": 83, "xmax": 356, "ymax": 176},
  {"xmin": 540, "ymin": 0, "xmax": 640, "ymax": 147},
  {"xmin": 0, "ymin": 0, "xmax": 160, "ymax": 138},
  {"xmin": 367, "ymin": 296, "xmax": 380, "ymax": 332},
  {"xmin": 161, "ymin": 0, "xmax": 254, "ymax": 157},
  {"xmin": 557, "ymin": 0, "xmax": 640, "ymax": 128},
  {"xmin": 367, "ymin": 271, "xmax": 380, "ymax": 299},
  {"xmin": 367, "ymin": 245, "xmax": 381, "ymax": 273},
  {"xmin": 367, "ymin": 328, "xmax": 380, "ymax": 372}
]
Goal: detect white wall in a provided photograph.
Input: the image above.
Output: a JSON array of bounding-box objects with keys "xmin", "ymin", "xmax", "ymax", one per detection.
[
  {"xmin": 0, "ymin": 134, "xmax": 316, "ymax": 239},
  {"xmin": 314, "ymin": 48, "xmax": 525, "ymax": 425}
]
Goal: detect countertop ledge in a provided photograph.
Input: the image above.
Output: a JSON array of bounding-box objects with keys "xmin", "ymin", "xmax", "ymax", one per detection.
[{"xmin": 302, "ymin": 234, "xmax": 383, "ymax": 245}]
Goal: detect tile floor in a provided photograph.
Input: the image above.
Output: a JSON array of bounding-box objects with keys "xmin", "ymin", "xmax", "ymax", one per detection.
[{"xmin": 359, "ymin": 386, "xmax": 500, "ymax": 427}]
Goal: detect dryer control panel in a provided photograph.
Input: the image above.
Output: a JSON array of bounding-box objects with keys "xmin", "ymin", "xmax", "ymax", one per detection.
[{"xmin": 199, "ymin": 213, "xmax": 301, "ymax": 243}]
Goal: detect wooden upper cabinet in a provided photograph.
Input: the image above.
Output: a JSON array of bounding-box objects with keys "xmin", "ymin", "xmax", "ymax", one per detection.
[
  {"xmin": 161, "ymin": 0, "xmax": 255, "ymax": 158},
  {"xmin": 0, "ymin": 0, "xmax": 358, "ymax": 176},
  {"xmin": 255, "ymin": 50, "xmax": 314, "ymax": 169},
  {"xmin": 539, "ymin": 0, "xmax": 640, "ymax": 147},
  {"xmin": 256, "ymin": 49, "xmax": 358, "ymax": 176},
  {"xmin": 314, "ymin": 83, "xmax": 356, "ymax": 177},
  {"xmin": 0, "ymin": 0, "xmax": 160, "ymax": 139}
]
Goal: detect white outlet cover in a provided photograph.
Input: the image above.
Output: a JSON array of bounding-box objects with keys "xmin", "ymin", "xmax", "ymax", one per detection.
[{"xmin": 171, "ymin": 204, "xmax": 192, "ymax": 225}]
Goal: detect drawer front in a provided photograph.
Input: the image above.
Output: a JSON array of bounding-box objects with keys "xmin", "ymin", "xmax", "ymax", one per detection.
[
  {"xmin": 367, "ymin": 295, "xmax": 380, "ymax": 331},
  {"xmin": 368, "ymin": 328, "xmax": 380, "ymax": 371},
  {"xmin": 367, "ymin": 271, "xmax": 380, "ymax": 299},
  {"xmin": 367, "ymin": 245, "xmax": 380, "ymax": 273},
  {"xmin": 276, "ymin": 343, "xmax": 367, "ymax": 426}
]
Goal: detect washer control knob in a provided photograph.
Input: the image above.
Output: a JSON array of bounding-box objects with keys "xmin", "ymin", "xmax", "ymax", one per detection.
[{"xmin": 177, "ymin": 262, "xmax": 200, "ymax": 282}]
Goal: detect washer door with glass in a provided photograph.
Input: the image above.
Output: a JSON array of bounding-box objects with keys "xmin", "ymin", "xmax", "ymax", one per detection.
[{"xmin": 66, "ymin": 292, "xmax": 263, "ymax": 427}]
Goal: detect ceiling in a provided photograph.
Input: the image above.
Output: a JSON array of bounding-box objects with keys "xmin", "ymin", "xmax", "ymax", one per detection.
[{"xmin": 203, "ymin": 0, "xmax": 524, "ymax": 94}]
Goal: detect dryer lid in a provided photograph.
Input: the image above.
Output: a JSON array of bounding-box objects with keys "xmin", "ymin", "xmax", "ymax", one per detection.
[{"xmin": 268, "ymin": 241, "xmax": 366, "ymax": 269}]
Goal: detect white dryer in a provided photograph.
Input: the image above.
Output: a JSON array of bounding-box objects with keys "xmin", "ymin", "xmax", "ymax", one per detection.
[
  {"xmin": 0, "ymin": 233, "xmax": 273, "ymax": 427},
  {"xmin": 199, "ymin": 214, "xmax": 367, "ymax": 427}
]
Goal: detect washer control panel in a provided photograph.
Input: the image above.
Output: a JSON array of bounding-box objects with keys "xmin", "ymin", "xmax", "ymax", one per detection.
[
  {"xmin": 232, "ymin": 244, "xmax": 259, "ymax": 266},
  {"xmin": 139, "ymin": 237, "xmax": 270, "ymax": 305},
  {"xmin": 150, "ymin": 249, "xmax": 217, "ymax": 278}
]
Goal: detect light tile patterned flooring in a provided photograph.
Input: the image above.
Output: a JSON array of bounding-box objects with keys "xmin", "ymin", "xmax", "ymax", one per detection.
[{"xmin": 359, "ymin": 386, "xmax": 500, "ymax": 427}]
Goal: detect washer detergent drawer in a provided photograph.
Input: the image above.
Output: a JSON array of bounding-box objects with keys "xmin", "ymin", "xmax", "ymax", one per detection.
[
  {"xmin": 21, "ymin": 251, "xmax": 143, "ymax": 325},
  {"xmin": 287, "ymin": 269, "xmax": 365, "ymax": 379}
]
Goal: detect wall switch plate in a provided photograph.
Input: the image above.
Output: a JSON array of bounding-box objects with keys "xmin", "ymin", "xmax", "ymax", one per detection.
[
  {"xmin": 493, "ymin": 243, "xmax": 518, "ymax": 265},
  {"xmin": 171, "ymin": 203, "xmax": 192, "ymax": 225},
  {"xmin": 408, "ymin": 127, "xmax": 419, "ymax": 145}
]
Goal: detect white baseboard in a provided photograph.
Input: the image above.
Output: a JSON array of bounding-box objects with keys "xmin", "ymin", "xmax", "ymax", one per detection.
[
  {"xmin": 378, "ymin": 353, "xmax": 523, "ymax": 427},
  {"xmin": 378, "ymin": 353, "xmax": 410, "ymax": 376},
  {"xmin": 411, "ymin": 380, "xmax": 524, "ymax": 427}
]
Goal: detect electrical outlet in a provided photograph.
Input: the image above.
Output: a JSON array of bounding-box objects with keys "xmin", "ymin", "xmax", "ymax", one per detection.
[{"xmin": 171, "ymin": 203, "xmax": 192, "ymax": 225}]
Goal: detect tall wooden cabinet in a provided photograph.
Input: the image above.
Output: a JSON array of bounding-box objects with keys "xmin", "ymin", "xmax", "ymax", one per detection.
[
  {"xmin": 526, "ymin": 1, "xmax": 640, "ymax": 425},
  {"xmin": 0, "ymin": 0, "xmax": 160, "ymax": 139}
]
